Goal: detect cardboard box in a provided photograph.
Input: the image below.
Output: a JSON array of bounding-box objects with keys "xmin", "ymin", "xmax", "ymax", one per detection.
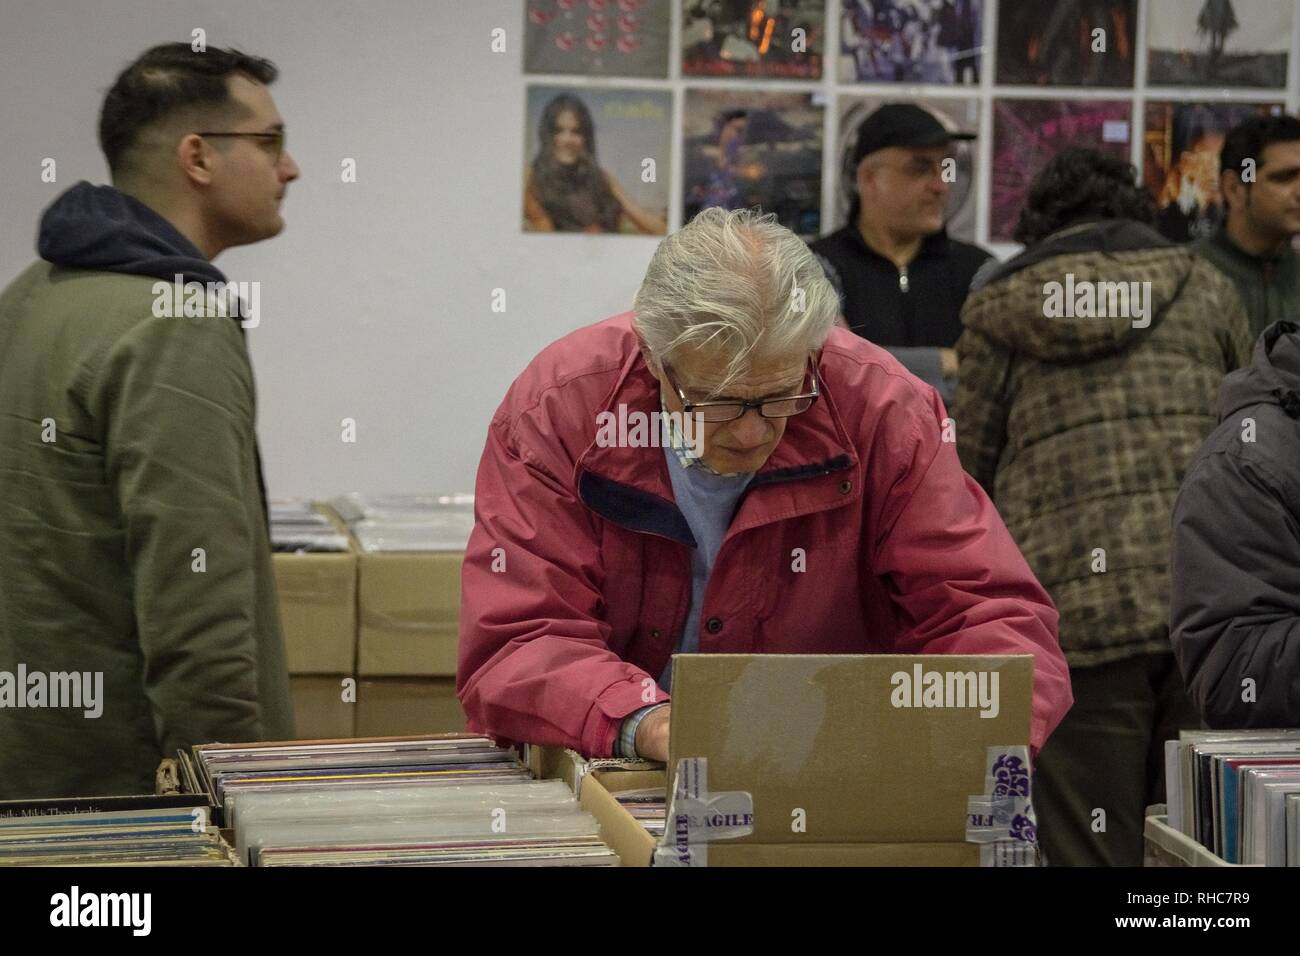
[
  {"xmin": 273, "ymin": 504, "xmax": 358, "ymax": 675},
  {"xmin": 356, "ymin": 552, "xmax": 462, "ymax": 676},
  {"xmin": 289, "ymin": 676, "xmax": 356, "ymax": 739},
  {"xmin": 581, "ymin": 654, "xmax": 1034, "ymax": 866},
  {"xmin": 355, "ymin": 678, "xmax": 466, "ymax": 736},
  {"xmin": 580, "ymin": 768, "xmax": 665, "ymax": 867},
  {"xmin": 527, "ymin": 744, "xmax": 658, "ymax": 796},
  {"xmin": 580, "ymin": 767, "xmax": 983, "ymax": 866}
]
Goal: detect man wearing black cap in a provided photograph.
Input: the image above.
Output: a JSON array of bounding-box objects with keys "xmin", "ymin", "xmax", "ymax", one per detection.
[{"xmin": 810, "ymin": 103, "xmax": 991, "ymax": 402}]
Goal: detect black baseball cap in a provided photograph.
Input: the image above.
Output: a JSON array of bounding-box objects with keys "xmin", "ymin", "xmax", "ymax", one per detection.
[{"xmin": 851, "ymin": 103, "xmax": 976, "ymax": 168}]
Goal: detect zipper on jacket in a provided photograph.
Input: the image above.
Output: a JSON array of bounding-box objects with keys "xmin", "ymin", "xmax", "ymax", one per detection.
[{"xmin": 898, "ymin": 265, "xmax": 909, "ymax": 293}]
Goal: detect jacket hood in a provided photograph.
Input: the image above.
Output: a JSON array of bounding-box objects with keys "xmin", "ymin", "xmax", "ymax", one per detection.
[
  {"xmin": 963, "ymin": 219, "xmax": 1193, "ymax": 361},
  {"xmin": 1217, "ymin": 320, "xmax": 1300, "ymax": 421},
  {"xmin": 38, "ymin": 181, "xmax": 224, "ymax": 284}
]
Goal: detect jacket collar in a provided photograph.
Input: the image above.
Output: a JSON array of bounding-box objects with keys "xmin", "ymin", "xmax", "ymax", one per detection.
[
  {"xmin": 839, "ymin": 221, "xmax": 952, "ymax": 266},
  {"xmin": 1209, "ymin": 224, "xmax": 1297, "ymax": 267},
  {"xmin": 575, "ymin": 348, "xmax": 858, "ymax": 543}
]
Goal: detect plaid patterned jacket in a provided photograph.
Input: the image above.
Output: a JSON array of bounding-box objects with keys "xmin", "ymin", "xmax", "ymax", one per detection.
[{"xmin": 953, "ymin": 220, "xmax": 1252, "ymax": 667}]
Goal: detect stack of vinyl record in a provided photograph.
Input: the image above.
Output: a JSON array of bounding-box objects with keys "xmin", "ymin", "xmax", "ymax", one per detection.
[
  {"xmin": 1165, "ymin": 729, "xmax": 1300, "ymax": 865},
  {"xmin": 329, "ymin": 492, "xmax": 475, "ymax": 552},
  {"xmin": 614, "ymin": 787, "xmax": 667, "ymax": 838},
  {"xmin": 0, "ymin": 794, "xmax": 238, "ymax": 866},
  {"xmin": 268, "ymin": 498, "xmax": 350, "ymax": 553},
  {"xmin": 184, "ymin": 735, "xmax": 617, "ymax": 866}
]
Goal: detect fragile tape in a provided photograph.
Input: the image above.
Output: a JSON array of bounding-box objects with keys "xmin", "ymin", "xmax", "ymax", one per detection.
[
  {"xmin": 653, "ymin": 757, "xmax": 754, "ymax": 867},
  {"xmin": 965, "ymin": 745, "xmax": 1039, "ymax": 867}
]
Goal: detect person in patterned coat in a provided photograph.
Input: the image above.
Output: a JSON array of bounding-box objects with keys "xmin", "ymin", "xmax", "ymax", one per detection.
[{"xmin": 952, "ymin": 147, "xmax": 1252, "ymax": 865}]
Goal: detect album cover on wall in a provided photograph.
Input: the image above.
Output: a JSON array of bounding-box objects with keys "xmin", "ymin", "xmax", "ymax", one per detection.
[
  {"xmin": 1143, "ymin": 100, "xmax": 1282, "ymax": 242},
  {"xmin": 833, "ymin": 96, "xmax": 980, "ymax": 242},
  {"xmin": 682, "ymin": 0, "xmax": 825, "ymax": 79},
  {"xmin": 1146, "ymin": 0, "xmax": 1290, "ymax": 88},
  {"xmin": 524, "ymin": 0, "xmax": 671, "ymax": 78},
  {"xmin": 683, "ymin": 89, "xmax": 824, "ymax": 237},
  {"xmin": 996, "ymin": 0, "xmax": 1136, "ymax": 87},
  {"xmin": 523, "ymin": 85, "xmax": 672, "ymax": 235},
  {"xmin": 838, "ymin": 0, "xmax": 982, "ymax": 84},
  {"xmin": 991, "ymin": 98, "xmax": 1133, "ymax": 242}
]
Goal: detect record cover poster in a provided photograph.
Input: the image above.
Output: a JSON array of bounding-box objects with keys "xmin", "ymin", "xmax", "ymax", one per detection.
[
  {"xmin": 996, "ymin": 0, "xmax": 1136, "ymax": 87},
  {"xmin": 523, "ymin": 0, "xmax": 671, "ymax": 78},
  {"xmin": 839, "ymin": 0, "xmax": 982, "ymax": 84},
  {"xmin": 682, "ymin": 0, "xmax": 826, "ymax": 79},
  {"xmin": 991, "ymin": 99, "xmax": 1133, "ymax": 241},
  {"xmin": 523, "ymin": 86, "xmax": 671, "ymax": 235},
  {"xmin": 683, "ymin": 89, "xmax": 824, "ymax": 237},
  {"xmin": 1143, "ymin": 100, "xmax": 1282, "ymax": 242},
  {"xmin": 835, "ymin": 96, "xmax": 980, "ymax": 242},
  {"xmin": 1146, "ymin": 0, "xmax": 1290, "ymax": 88}
]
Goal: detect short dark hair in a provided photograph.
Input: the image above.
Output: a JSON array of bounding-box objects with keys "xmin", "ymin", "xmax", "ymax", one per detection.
[
  {"xmin": 1013, "ymin": 147, "xmax": 1156, "ymax": 245},
  {"xmin": 98, "ymin": 43, "xmax": 278, "ymax": 177},
  {"xmin": 1218, "ymin": 113, "xmax": 1300, "ymax": 179}
]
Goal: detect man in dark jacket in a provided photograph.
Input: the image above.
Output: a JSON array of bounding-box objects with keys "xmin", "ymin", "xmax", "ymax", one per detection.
[
  {"xmin": 810, "ymin": 103, "xmax": 990, "ymax": 405},
  {"xmin": 954, "ymin": 148, "xmax": 1251, "ymax": 865},
  {"xmin": 1193, "ymin": 114, "xmax": 1300, "ymax": 340},
  {"xmin": 0, "ymin": 43, "xmax": 299, "ymax": 798},
  {"xmin": 1171, "ymin": 320, "xmax": 1300, "ymax": 728}
]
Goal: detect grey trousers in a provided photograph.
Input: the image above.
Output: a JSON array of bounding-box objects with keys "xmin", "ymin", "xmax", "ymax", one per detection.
[{"xmin": 1034, "ymin": 652, "xmax": 1201, "ymax": 866}]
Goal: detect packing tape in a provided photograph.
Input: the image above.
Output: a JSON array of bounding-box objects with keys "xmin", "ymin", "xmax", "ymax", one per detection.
[
  {"xmin": 965, "ymin": 745, "xmax": 1039, "ymax": 867},
  {"xmin": 359, "ymin": 608, "xmax": 456, "ymax": 631},
  {"xmin": 653, "ymin": 757, "xmax": 753, "ymax": 867}
]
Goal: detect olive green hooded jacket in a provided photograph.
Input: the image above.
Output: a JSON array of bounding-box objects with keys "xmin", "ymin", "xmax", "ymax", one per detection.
[{"xmin": 0, "ymin": 182, "xmax": 292, "ymax": 798}]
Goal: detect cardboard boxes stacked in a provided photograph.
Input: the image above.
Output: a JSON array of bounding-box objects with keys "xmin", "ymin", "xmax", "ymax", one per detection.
[
  {"xmin": 331, "ymin": 493, "xmax": 474, "ymax": 736},
  {"xmin": 270, "ymin": 494, "xmax": 474, "ymax": 739},
  {"xmin": 269, "ymin": 500, "xmax": 358, "ymax": 738}
]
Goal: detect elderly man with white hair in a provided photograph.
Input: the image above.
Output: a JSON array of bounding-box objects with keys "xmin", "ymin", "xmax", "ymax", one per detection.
[{"xmin": 458, "ymin": 208, "xmax": 1071, "ymax": 762}]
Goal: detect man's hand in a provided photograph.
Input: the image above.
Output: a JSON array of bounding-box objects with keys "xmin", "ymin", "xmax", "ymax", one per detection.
[{"xmin": 635, "ymin": 704, "xmax": 671, "ymax": 762}]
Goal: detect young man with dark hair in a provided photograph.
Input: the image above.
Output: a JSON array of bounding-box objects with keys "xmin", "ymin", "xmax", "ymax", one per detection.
[
  {"xmin": 1193, "ymin": 114, "xmax": 1300, "ymax": 339},
  {"xmin": 0, "ymin": 43, "xmax": 300, "ymax": 798},
  {"xmin": 810, "ymin": 103, "xmax": 991, "ymax": 405}
]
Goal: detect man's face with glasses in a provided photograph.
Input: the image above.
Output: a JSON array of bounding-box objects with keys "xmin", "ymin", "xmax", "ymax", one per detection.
[
  {"xmin": 652, "ymin": 346, "xmax": 817, "ymax": 475},
  {"xmin": 857, "ymin": 144, "xmax": 950, "ymax": 239},
  {"xmin": 195, "ymin": 73, "xmax": 300, "ymax": 249}
]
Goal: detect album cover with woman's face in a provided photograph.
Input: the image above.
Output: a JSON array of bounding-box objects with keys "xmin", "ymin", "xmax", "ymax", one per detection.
[
  {"xmin": 523, "ymin": 85, "xmax": 672, "ymax": 235},
  {"xmin": 990, "ymin": 99, "xmax": 1133, "ymax": 242},
  {"xmin": 838, "ymin": 0, "xmax": 982, "ymax": 85},
  {"xmin": 995, "ymin": 0, "xmax": 1136, "ymax": 87},
  {"xmin": 1143, "ymin": 101, "xmax": 1283, "ymax": 243},
  {"xmin": 524, "ymin": 0, "xmax": 671, "ymax": 78},
  {"xmin": 1146, "ymin": 0, "xmax": 1290, "ymax": 88},
  {"xmin": 835, "ymin": 96, "xmax": 980, "ymax": 242},
  {"xmin": 682, "ymin": 0, "xmax": 825, "ymax": 79},
  {"xmin": 682, "ymin": 89, "xmax": 824, "ymax": 237}
]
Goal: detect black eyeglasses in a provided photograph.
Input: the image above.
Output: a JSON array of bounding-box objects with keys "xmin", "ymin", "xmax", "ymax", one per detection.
[
  {"xmin": 662, "ymin": 353, "xmax": 820, "ymax": 423},
  {"xmin": 197, "ymin": 129, "xmax": 286, "ymax": 162}
]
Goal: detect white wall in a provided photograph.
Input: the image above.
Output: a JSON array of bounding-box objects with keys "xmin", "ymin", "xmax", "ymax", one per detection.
[
  {"xmin": 0, "ymin": 0, "xmax": 660, "ymax": 498},
  {"xmin": 4, "ymin": 0, "xmax": 1300, "ymax": 498}
]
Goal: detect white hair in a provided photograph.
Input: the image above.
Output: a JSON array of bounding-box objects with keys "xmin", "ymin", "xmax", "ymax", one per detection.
[{"xmin": 633, "ymin": 207, "xmax": 839, "ymax": 393}]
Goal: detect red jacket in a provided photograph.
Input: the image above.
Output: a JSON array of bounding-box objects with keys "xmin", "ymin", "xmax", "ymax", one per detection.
[{"xmin": 458, "ymin": 313, "xmax": 1072, "ymax": 756}]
